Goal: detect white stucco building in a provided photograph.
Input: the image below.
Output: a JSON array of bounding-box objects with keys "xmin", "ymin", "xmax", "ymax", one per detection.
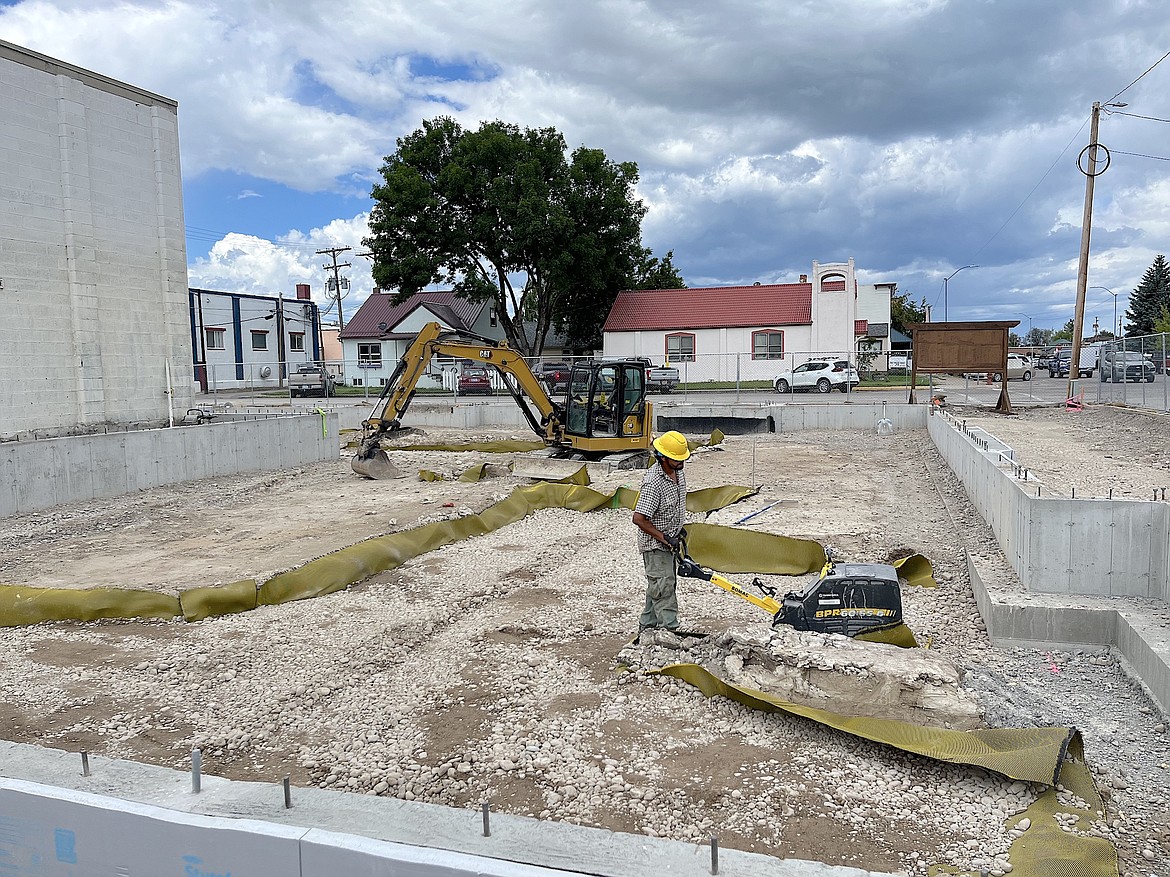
[
  {"xmin": 0, "ymin": 39, "xmax": 194, "ymax": 436},
  {"xmin": 602, "ymin": 259, "xmax": 896, "ymax": 382}
]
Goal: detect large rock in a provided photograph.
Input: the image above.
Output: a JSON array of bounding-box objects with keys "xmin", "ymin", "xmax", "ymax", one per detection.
[{"xmin": 708, "ymin": 626, "xmax": 983, "ymax": 730}]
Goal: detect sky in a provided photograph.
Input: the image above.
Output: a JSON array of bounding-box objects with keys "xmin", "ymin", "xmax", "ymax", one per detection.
[{"xmin": 4, "ymin": 0, "xmax": 1170, "ymax": 335}]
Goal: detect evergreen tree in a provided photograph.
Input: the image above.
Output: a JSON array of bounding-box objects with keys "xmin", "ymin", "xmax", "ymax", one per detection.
[
  {"xmin": 1124, "ymin": 255, "xmax": 1170, "ymax": 336},
  {"xmin": 1052, "ymin": 319, "xmax": 1075, "ymax": 342}
]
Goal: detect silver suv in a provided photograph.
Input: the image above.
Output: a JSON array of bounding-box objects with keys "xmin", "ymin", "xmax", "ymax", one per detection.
[{"xmin": 774, "ymin": 359, "xmax": 860, "ymax": 394}]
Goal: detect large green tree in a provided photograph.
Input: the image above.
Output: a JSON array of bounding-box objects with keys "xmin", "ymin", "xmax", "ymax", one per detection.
[
  {"xmin": 889, "ymin": 290, "xmax": 927, "ymax": 335},
  {"xmin": 364, "ymin": 117, "xmax": 655, "ymax": 354},
  {"xmin": 1124, "ymin": 254, "xmax": 1170, "ymax": 336}
]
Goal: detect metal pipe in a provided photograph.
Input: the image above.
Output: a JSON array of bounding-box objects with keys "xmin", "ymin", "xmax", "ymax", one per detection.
[
  {"xmin": 482, "ymin": 801, "xmax": 491, "ymax": 837},
  {"xmin": 81, "ymin": 751, "xmax": 89, "ymax": 777},
  {"xmin": 283, "ymin": 775, "xmax": 292, "ymax": 808},
  {"xmin": 710, "ymin": 836, "xmax": 719, "ymax": 874}
]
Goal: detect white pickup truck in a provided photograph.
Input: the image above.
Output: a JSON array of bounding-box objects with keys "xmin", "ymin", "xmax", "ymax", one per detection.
[
  {"xmin": 626, "ymin": 357, "xmax": 680, "ymax": 393},
  {"xmin": 289, "ymin": 363, "xmax": 337, "ymax": 397}
]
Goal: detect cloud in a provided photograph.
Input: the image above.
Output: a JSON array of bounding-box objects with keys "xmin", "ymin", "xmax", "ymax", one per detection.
[
  {"xmin": 5, "ymin": 0, "xmax": 1170, "ymax": 328},
  {"xmin": 237, "ymin": 190, "xmax": 262, "ymax": 199}
]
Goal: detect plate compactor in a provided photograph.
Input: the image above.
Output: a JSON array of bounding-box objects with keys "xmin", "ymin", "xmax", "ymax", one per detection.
[{"xmin": 672, "ymin": 531, "xmax": 905, "ymax": 640}]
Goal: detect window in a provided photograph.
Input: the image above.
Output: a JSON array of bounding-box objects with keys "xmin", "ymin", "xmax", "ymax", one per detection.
[
  {"xmin": 358, "ymin": 343, "xmax": 382, "ymax": 368},
  {"xmin": 251, "ymin": 330, "xmax": 268, "ymax": 351},
  {"xmin": 666, "ymin": 332, "xmax": 695, "ymax": 362},
  {"xmin": 752, "ymin": 330, "xmax": 784, "ymax": 360},
  {"xmin": 489, "ymin": 307, "xmax": 498, "ymax": 327},
  {"xmin": 205, "ymin": 328, "xmax": 225, "ymax": 350},
  {"xmin": 289, "ymin": 332, "xmax": 305, "ymax": 352}
]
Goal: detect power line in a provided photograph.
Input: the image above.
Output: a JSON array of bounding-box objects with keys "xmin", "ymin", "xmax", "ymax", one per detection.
[
  {"xmin": 1112, "ymin": 149, "xmax": 1170, "ymax": 162},
  {"xmin": 1109, "ymin": 110, "xmax": 1170, "ymax": 124},
  {"xmin": 1107, "ymin": 48, "xmax": 1170, "ymax": 104}
]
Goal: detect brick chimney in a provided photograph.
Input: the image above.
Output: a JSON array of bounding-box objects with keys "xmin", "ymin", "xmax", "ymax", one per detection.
[{"xmin": 295, "ymin": 283, "xmax": 311, "ymax": 300}]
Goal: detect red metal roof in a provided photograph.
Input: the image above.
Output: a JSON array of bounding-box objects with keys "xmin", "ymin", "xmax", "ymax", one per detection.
[
  {"xmin": 341, "ymin": 290, "xmax": 484, "ymax": 340},
  {"xmin": 603, "ymin": 283, "xmax": 814, "ymax": 332}
]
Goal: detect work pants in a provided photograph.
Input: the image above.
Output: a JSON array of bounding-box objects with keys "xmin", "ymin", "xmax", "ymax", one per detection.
[{"xmin": 639, "ymin": 548, "xmax": 678, "ymax": 631}]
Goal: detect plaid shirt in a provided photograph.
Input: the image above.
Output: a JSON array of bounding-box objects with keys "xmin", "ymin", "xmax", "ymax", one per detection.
[{"xmin": 633, "ymin": 463, "xmax": 688, "ymax": 553}]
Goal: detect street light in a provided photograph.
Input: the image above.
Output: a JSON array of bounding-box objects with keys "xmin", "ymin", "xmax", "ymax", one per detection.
[
  {"xmin": 1090, "ymin": 286, "xmax": 1118, "ymax": 339},
  {"xmin": 943, "ymin": 265, "xmax": 978, "ymax": 321},
  {"xmin": 1016, "ymin": 312, "xmax": 1033, "ymax": 341}
]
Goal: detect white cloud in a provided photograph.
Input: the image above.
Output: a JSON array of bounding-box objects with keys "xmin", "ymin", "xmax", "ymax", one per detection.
[{"xmin": 5, "ymin": 0, "xmax": 1170, "ymax": 327}]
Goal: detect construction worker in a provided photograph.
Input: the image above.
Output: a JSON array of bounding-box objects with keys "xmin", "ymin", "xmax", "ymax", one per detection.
[{"xmin": 632, "ymin": 430, "xmax": 691, "ymax": 634}]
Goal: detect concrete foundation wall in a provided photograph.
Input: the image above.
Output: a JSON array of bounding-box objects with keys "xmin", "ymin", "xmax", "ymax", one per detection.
[
  {"xmin": 928, "ymin": 411, "xmax": 1170, "ymax": 601},
  {"xmin": 0, "ymin": 746, "xmax": 882, "ymax": 877},
  {"xmin": 379, "ymin": 399, "xmax": 930, "ymax": 437},
  {"xmin": 0, "ymin": 413, "xmax": 338, "ymax": 518}
]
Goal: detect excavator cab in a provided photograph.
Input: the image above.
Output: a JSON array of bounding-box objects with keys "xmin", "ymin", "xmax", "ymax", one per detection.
[{"xmin": 565, "ymin": 360, "xmax": 646, "ymax": 441}]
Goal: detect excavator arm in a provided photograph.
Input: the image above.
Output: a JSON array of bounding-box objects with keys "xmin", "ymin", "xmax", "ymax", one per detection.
[
  {"xmin": 351, "ymin": 321, "xmax": 654, "ymax": 479},
  {"xmin": 352, "ymin": 323, "xmax": 564, "ymax": 477}
]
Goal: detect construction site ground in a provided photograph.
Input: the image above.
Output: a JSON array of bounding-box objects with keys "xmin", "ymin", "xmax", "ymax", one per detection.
[{"xmin": 0, "ymin": 405, "xmax": 1167, "ymax": 875}]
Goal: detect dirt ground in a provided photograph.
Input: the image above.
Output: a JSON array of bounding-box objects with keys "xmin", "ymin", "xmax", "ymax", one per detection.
[{"xmin": 0, "ymin": 406, "xmax": 1168, "ymax": 875}]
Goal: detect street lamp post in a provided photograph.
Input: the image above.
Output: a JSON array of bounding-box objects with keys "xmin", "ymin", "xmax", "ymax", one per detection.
[
  {"xmin": 943, "ymin": 265, "xmax": 978, "ymax": 322},
  {"xmin": 1016, "ymin": 312, "xmax": 1033, "ymax": 342},
  {"xmin": 1090, "ymin": 286, "xmax": 1118, "ymax": 339}
]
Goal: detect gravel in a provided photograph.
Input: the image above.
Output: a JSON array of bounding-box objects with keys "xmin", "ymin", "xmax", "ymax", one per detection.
[{"xmin": 0, "ymin": 408, "xmax": 1167, "ymax": 875}]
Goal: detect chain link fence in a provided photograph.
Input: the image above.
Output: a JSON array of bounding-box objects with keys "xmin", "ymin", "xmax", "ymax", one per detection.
[{"xmin": 191, "ymin": 336, "xmax": 1170, "ymax": 412}]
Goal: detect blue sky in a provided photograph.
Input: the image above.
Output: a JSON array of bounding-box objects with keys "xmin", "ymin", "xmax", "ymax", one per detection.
[{"xmin": 4, "ymin": 0, "xmax": 1170, "ymax": 333}]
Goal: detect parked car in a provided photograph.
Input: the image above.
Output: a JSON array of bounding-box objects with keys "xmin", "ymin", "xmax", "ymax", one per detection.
[
  {"xmin": 1100, "ymin": 352, "xmax": 1156, "ymax": 383},
  {"xmin": 621, "ymin": 356, "xmax": 681, "ymax": 393},
  {"xmin": 457, "ymin": 366, "xmax": 493, "ymax": 395},
  {"xmin": 1049, "ymin": 346, "xmax": 1099, "ymax": 378},
  {"xmin": 288, "ymin": 363, "xmax": 336, "ymax": 397},
  {"xmin": 774, "ymin": 359, "xmax": 860, "ymax": 394},
  {"xmin": 537, "ymin": 361, "xmax": 571, "ymax": 394},
  {"xmin": 964, "ymin": 354, "xmax": 1033, "ymax": 382}
]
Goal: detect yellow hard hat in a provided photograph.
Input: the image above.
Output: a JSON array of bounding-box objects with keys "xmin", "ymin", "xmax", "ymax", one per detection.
[{"xmin": 652, "ymin": 430, "xmax": 691, "ymax": 461}]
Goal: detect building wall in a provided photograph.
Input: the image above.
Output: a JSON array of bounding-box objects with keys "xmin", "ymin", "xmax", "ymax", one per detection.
[
  {"xmin": 0, "ymin": 40, "xmax": 194, "ymax": 435},
  {"xmin": 189, "ymin": 289, "xmax": 323, "ymax": 391}
]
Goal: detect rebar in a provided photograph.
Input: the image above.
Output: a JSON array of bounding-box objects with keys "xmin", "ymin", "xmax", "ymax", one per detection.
[
  {"xmin": 191, "ymin": 748, "xmax": 202, "ymax": 793},
  {"xmin": 283, "ymin": 775, "xmax": 292, "ymax": 809},
  {"xmin": 482, "ymin": 801, "xmax": 491, "ymax": 837},
  {"xmin": 81, "ymin": 751, "xmax": 89, "ymax": 777},
  {"xmin": 710, "ymin": 836, "xmax": 719, "ymax": 874}
]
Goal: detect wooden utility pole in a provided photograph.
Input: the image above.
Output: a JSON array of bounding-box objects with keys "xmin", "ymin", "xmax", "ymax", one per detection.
[
  {"xmin": 1068, "ymin": 100, "xmax": 1124, "ymax": 398},
  {"xmin": 317, "ymin": 246, "xmax": 352, "ymax": 331}
]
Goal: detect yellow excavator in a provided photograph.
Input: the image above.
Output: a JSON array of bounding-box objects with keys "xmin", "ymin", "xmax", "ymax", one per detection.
[{"xmin": 351, "ymin": 322, "xmax": 655, "ymax": 479}]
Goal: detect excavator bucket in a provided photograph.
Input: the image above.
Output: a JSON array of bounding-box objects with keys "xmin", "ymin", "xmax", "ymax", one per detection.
[
  {"xmin": 510, "ymin": 457, "xmax": 592, "ymax": 484},
  {"xmin": 351, "ymin": 449, "xmax": 403, "ymax": 480}
]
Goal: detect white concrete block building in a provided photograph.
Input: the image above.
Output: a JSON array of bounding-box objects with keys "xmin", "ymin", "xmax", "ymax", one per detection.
[{"xmin": 0, "ymin": 39, "xmax": 194, "ymax": 436}]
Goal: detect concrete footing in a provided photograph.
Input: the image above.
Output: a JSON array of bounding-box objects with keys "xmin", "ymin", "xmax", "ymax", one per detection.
[{"xmin": 0, "ymin": 741, "xmax": 884, "ymax": 877}]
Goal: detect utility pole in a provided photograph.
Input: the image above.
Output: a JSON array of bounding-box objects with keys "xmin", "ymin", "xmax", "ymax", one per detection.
[
  {"xmin": 1069, "ymin": 100, "xmax": 1125, "ymax": 398},
  {"xmin": 317, "ymin": 246, "xmax": 352, "ymax": 331}
]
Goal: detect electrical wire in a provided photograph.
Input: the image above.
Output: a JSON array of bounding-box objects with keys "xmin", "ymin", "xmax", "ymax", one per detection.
[
  {"xmin": 1111, "ymin": 150, "xmax": 1170, "ymax": 162},
  {"xmin": 1108, "ymin": 110, "xmax": 1170, "ymax": 124},
  {"xmin": 933, "ymin": 48, "xmax": 1170, "ymax": 314},
  {"xmin": 1107, "ymin": 49, "xmax": 1170, "ymax": 104}
]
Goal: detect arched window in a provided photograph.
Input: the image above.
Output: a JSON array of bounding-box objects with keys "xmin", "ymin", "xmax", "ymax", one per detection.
[
  {"xmin": 666, "ymin": 332, "xmax": 695, "ymax": 362},
  {"xmin": 752, "ymin": 329, "xmax": 784, "ymax": 360}
]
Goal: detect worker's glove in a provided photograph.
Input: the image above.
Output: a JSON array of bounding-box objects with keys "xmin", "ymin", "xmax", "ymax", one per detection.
[{"xmin": 662, "ymin": 532, "xmax": 681, "ymax": 550}]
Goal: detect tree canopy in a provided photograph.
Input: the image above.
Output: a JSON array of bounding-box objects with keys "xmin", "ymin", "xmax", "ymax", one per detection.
[
  {"xmin": 889, "ymin": 290, "xmax": 927, "ymax": 335},
  {"xmin": 1125, "ymin": 254, "xmax": 1170, "ymax": 337},
  {"xmin": 364, "ymin": 117, "xmax": 671, "ymax": 354}
]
